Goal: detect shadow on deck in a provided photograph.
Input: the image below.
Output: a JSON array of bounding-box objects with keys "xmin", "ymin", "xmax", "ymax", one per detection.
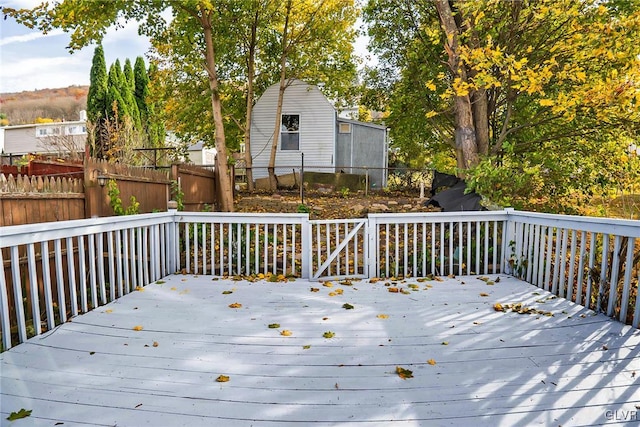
[{"xmin": 2, "ymin": 274, "xmax": 639, "ymax": 426}]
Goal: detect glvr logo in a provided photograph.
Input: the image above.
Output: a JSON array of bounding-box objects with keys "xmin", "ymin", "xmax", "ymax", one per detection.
[{"xmin": 605, "ymin": 410, "xmax": 638, "ymax": 421}]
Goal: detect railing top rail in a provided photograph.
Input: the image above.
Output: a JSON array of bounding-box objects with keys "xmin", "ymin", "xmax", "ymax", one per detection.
[
  {"xmin": 174, "ymin": 211, "xmax": 309, "ymax": 224},
  {"xmin": 368, "ymin": 210, "xmax": 510, "ymax": 223},
  {"xmin": 508, "ymin": 210, "xmax": 640, "ymax": 237},
  {"xmin": 309, "ymin": 218, "xmax": 368, "ymax": 225},
  {"xmin": 0, "ymin": 212, "xmax": 174, "ymax": 248}
]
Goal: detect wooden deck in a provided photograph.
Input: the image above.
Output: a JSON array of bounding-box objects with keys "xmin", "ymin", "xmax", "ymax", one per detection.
[{"xmin": 2, "ymin": 274, "xmax": 639, "ymax": 426}]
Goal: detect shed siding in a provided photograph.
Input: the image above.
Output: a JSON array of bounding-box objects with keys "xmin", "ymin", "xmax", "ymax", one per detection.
[{"xmin": 250, "ymin": 80, "xmax": 336, "ymax": 179}]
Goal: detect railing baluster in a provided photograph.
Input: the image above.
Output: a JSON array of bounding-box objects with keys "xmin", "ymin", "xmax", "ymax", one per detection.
[
  {"xmin": 122, "ymin": 229, "xmax": 130, "ymax": 293},
  {"xmin": 575, "ymin": 231, "xmax": 587, "ymax": 306},
  {"xmin": 41, "ymin": 241, "xmax": 56, "ymax": 329},
  {"xmin": 10, "ymin": 246, "xmax": 27, "ymax": 342},
  {"xmin": 607, "ymin": 235, "xmax": 622, "ymax": 317},
  {"xmin": 115, "ymin": 231, "xmax": 123, "ymax": 298},
  {"xmin": 0, "ymin": 249, "xmax": 11, "ymax": 350},
  {"xmin": 596, "ymin": 234, "xmax": 610, "ymax": 313},
  {"xmin": 27, "ymin": 243, "xmax": 42, "ymax": 334},
  {"xmin": 618, "ymin": 237, "xmax": 635, "ymax": 323},
  {"xmin": 566, "ymin": 230, "xmax": 578, "ymax": 302},
  {"xmin": 66, "ymin": 237, "xmax": 78, "ymax": 317},
  {"xmin": 88, "ymin": 234, "xmax": 98, "ymax": 308},
  {"xmin": 54, "ymin": 239, "xmax": 67, "ymax": 322}
]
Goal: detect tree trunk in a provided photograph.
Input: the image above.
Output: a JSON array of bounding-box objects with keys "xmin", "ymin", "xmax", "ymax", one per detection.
[
  {"xmin": 243, "ymin": 9, "xmax": 258, "ymax": 192},
  {"xmin": 267, "ymin": 0, "xmax": 293, "ymax": 192},
  {"xmin": 201, "ymin": 9, "xmax": 234, "ymax": 211},
  {"xmin": 435, "ymin": 0, "xmax": 479, "ymax": 172}
]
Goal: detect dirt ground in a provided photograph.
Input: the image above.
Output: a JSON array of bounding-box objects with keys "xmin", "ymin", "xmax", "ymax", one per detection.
[{"xmin": 234, "ymin": 189, "xmax": 440, "ymax": 220}]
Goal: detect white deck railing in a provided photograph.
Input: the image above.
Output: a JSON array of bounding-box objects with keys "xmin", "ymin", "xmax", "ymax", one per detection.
[{"xmin": 1, "ymin": 209, "xmax": 638, "ymax": 350}]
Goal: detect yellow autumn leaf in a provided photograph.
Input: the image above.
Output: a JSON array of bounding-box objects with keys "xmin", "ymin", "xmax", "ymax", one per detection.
[
  {"xmin": 216, "ymin": 375, "xmax": 230, "ymax": 382},
  {"xmin": 328, "ymin": 292, "xmax": 337, "ymax": 297},
  {"xmin": 377, "ymin": 314, "xmax": 389, "ymax": 319},
  {"xmin": 539, "ymin": 98, "xmax": 554, "ymax": 106},
  {"xmin": 132, "ymin": 325, "xmax": 143, "ymax": 331},
  {"xmin": 427, "ymin": 359, "xmax": 437, "ymax": 366},
  {"xmin": 323, "ymin": 331, "xmax": 335, "ymax": 338},
  {"xmin": 335, "ymin": 288, "xmax": 344, "ymax": 295},
  {"xmin": 323, "ymin": 282, "xmax": 333, "ymax": 288},
  {"xmin": 396, "ymin": 366, "xmax": 414, "ymax": 379},
  {"xmin": 280, "ymin": 330, "xmax": 293, "ymax": 336},
  {"xmin": 494, "ymin": 303, "xmax": 504, "ymax": 311},
  {"xmin": 228, "ymin": 302, "xmax": 242, "ymax": 309},
  {"xmin": 105, "ymin": 309, "xmax": 113, "ymax": 313},
  {"xmin": 425, "ymin": 80, "xmax": 436, "ymax": 91},
  {"xmin": 480, "ymin": 292, "xmax": 490, "ymax": 297},
  {"xmin": 135, "ymin": 286, "xmax": 144, "ymax": 292}
]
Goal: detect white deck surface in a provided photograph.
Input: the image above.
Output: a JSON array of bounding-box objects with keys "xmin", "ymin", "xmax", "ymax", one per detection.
[{"xmin": 2, "ymin": 274, "xmax": 640, "ymax": 427}]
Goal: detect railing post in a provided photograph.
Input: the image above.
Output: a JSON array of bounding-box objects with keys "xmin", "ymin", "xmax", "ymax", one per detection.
[
  {"xmin": 167, "ymin": 201, "xmax": 179, "ymax": 273},
  {"xmin": 367, "ymin": 216, "xmax": 377, "ymax": 279},
  {"xmin": 300, "ymin": 215, "xmax": 311, "ymax": 279}
]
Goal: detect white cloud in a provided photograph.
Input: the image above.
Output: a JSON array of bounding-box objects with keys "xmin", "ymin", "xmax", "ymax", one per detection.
[{"xmin": 0, "ymin": 29, "xmax": 65, "ymax": 47}]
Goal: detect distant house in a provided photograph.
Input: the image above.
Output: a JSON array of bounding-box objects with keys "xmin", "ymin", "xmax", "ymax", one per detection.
[
  {"xmin": 187, "ymin": 142, "xmax": 216, "ymax": 166},
  {"xmin": 1, "ymin": 112, "xmax": 87, "ymax": 160},
  {"xmin": 250, "ymin": 79, "xmax": 388, "ymax": 188}
]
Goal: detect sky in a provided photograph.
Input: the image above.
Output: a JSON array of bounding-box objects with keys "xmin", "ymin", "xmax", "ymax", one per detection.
[
  {"xmin": 0, "ymin": 1, "xmax": 372, "ymax": 95},
  {"xmin": 0, "ymin": 0, "xmax": 155, "ymax": 94}
]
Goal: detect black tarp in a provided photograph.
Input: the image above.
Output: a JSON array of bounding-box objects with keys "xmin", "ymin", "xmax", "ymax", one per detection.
[{"xmin": 427, "ymin": 172, "xmax": 485, "ymax": 212}]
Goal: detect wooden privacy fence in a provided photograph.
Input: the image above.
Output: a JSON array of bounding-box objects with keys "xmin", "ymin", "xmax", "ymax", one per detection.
[
  {"xmin": 0, "ymin": 174, "xmax": 85, "ymax": 226},
  {"xmin": 1, "ymin": 209, "xmax": 639, "ymax": 351}
]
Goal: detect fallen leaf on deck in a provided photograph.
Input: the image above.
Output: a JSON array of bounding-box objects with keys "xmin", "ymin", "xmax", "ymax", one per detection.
[
  {"xmin": 132, "ymin": 325, "xmax": 143, "ymax": 331},
  {"xmin": 228, "ymin": 302, "xmax": 242, "ymax": 309},
  {"xmin": 303, "ymin": 345, "xmax": 311, "ymax": 350},
  {"xmin": 335, "ymin": 288, "xmax": 344, "ymax": 295},
  {"xmin": 268, "ymin": 323, "xmax": 280, "ymax": 329},
  {"xmin": 170, "ymin": 287, "xmax": 177, "ymax": 290},
  {"xmin": 280, "ymin": 330, "xmax": 293, "ymax": 336},
  {"xmin": 328, "ymin": 292, "xmax": 337, "ymax": 297},
  {"xmin": 222, "ymin": 290, "xmax": 233, "ymax": 294},
  {"xmin": 377, "ymin": 314, "xmax": 389, "ymax": 319},
  {"xmin": 105, "ymin": 309, "xmax": 113, "ymax": 313},
  {"xmin": 135, "ymin": 286, "xmax": 144, "ymax": 292},
  {"xmin": 153, "ymin": 341, "xmax": 159, "ymax": 347},
  {"xmin": 400, "ymin": 289, "xmax": 411, "ymax": 294},
  {"xmin": 396, "ymin": 366, "xmax": 413, "ymax": 379},
  {"xmin": 480, "ymin": 292, "xmax": 489, "ymax": 297},
  {"xmin": 155, "ymin": 280, "xmax": 166, "ymax": 284},
  {"xmin": 310, "ymin": 287, "xmax": 319, "ymax": 292},
  {"xmin": 323, "ymin": 331, "xmax": 335, "ymax": 338},
  {"xmin": 323, "ymin": 282, "xmax": 333, "ymax": 287},
  {"xmin": 388, "ymin": 287, "xmax": 399, "ymax": 293},
  {"xmin": 6, "ymin": 409, "xmax": 32, "ymax": 421},
  {"xmin": 408, "ymin": 284, "xmax": 419, "ymax": 290},
  {"xmin": 216, "ymin": 375, "xmax": 230, "ymax": 382},
  {"xmin": 342, "ymin": 303, "xmax": 354, "ymax": 310},
  {"xmin": 441, "ymin": 342, "xmax": 449, "ymax": 345},
  {"xmin": 427, "ymin": 359, "xmax": 437, "ymax": 365},
  {"xmin": 369, "ymin": 278, "xmax": 380, "ymax": 283},
  {"xmin": 493, "ymin": 303, "xmax": 505, "ymax": 311}
]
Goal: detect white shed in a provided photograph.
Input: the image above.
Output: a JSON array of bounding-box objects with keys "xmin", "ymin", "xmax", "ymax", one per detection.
[{"xmin": 250, "ymin": 79, "xmax": 337, "ymax": 179}]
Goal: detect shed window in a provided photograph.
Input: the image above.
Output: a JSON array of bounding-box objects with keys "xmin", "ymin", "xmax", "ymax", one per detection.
[
  {"xmin": 339, "ymin": 123, "xmax": 351, "ymax": 134},
  {"xmin": 281, "ymin": 114, "xmax": 299, "ymax": 151}
]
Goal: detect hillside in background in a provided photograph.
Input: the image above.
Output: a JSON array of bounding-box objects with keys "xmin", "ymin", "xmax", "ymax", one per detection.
[{"xmin": 0, "ymin": 86, "xmax": 88, "ymax": 125}]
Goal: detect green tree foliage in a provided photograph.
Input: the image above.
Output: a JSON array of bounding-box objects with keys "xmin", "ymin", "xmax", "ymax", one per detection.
[
  {"xmin": 363, "ymin": 0, "xmax": 640, "ymax": 212},
  {"xmin": 87, "ymin": 45, "xmax": 109, "ymax": 158}
]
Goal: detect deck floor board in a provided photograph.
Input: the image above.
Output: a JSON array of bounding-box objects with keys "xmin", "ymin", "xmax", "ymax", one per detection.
[{"xmin": 2, "ymin": 275, "xmax": 639, "ymax": 426}]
